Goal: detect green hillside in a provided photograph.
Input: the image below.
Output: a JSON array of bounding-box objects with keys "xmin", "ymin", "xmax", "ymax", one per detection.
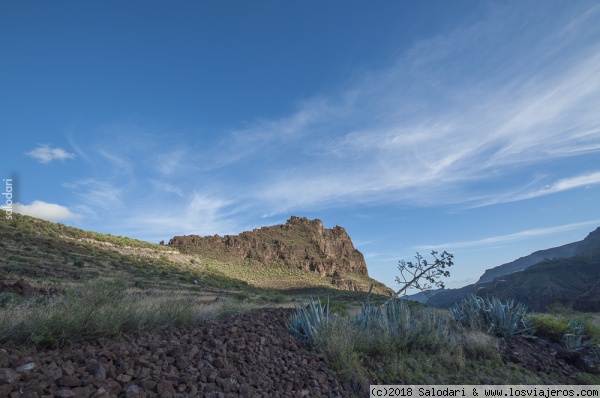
[{"xmin": 0, "ymin": 210, "xmax": 390, "ymax": 304}]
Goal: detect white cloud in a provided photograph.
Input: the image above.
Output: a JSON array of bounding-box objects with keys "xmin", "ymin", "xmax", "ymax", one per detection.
[
  {"xmin": 26, "ymin": 145, "xmax": 75, "ymax": 164},
  {"xmin": 549, "ymin": 172, "xmax": 600, "ymax": 191},
  {"xmin": 120, "ymin": 192, "xmax": 240, "ymax": 241},
  {"xmin": 14, "ymin": 201, "xmax": 81, "ymax": 221},
  {"xmin": 416, "ymin": 220, "xmax": 600, "ymax": 251},
  {"xmin": 478, "ymin": 171, "xmax": 600, "ymax": 206}
]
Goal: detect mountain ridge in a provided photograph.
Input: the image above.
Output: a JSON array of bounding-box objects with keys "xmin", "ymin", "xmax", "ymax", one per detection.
[{"xmin": 407, "ymin": 226, "xmax": 600, "ymax": 311}]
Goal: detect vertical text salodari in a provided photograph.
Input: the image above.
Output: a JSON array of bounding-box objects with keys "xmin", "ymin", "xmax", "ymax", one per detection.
[{"xmin": 2, "ymin": 178, "xmax": 13, "ymax": 219}]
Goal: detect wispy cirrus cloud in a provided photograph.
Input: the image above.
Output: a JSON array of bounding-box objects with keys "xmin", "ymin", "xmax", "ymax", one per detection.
[
  {"xmin": 230, "ymin": 3, "xmax": 600, "ymax": 214},
  {"xmin": 26, "ymin": 145, "xmax": 75, "ymax": 164},
  {"xmin": 156, "ymin": 150, "xmax": 188, "ymax": 175},
  {"xmin": 97, "ymin": 149, "xmax": 134, "ymax": 177},
  {"xmin": 63, "ymin": 179, "xmax": 123, "ymax": 217},
  {"xmin": 55, "ymin": 2, "xmax": 600, "ymax": 233},
  {"xmin": 119, "ymin": 192, "xmax": 241, "ymax": 241},
  {"xmin": 416, "ymin": 220, "xmax": 600, "ymax": 251},
  {"xmin": 478, "ymin": 171, "xmax": 600, "ymax": 206}
]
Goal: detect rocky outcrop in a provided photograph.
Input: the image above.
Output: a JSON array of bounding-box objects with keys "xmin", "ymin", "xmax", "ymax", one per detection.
[{"xmin": 168, "ymin": 216, "xmax": 369, "ymax": 278}]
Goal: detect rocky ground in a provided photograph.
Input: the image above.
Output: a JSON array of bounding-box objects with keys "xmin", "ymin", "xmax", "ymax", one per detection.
[
  {"xmin": 0, "ymin": 308, "xmax": 352, "ymax": 398},
  {"xmin": 1, "ymin": 303, "xmax": 599, "ymax": 398},
  {"xmin": 499, "ymin": 334, "xmax": 598, "ymax": 383}
]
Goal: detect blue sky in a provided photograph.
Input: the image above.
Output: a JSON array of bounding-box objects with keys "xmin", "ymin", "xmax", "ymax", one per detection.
[{"xmin": 2, "ymin": 1, "xmax": 600, "ymax": 294}]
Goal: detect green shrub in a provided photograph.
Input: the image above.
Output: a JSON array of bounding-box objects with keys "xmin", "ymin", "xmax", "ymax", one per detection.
[
  {"xmin": 133, "ymin": 279, "xmax": 148, "ymax": 289},
  {"xmin": 459, "ymin": 329, "xmax": 500, "ymax": 361},
  {"xmin": 529, "ymin": 313, "xmax": 573, "ymax": 342},
  {"xmin": 266, "ymin": 292, "xmax": 287, "ymax": 304},
  {"xmin": 317, "ymin": 315, "xmax": 368, "ymax": 383},
  {"xmin": 0, "ymin": 292, "xmax": 25, "ymax": 307},
  {"xmin": 329, "ymin": 299, "xmax": 348, "ymax": 317},
  {"xmin": 73, "ymin": 259, "xmax": 85, "ymax": 268},
  {"xmin": 232, "ymin": 292, "xmax": 250, "ymax": 301}
]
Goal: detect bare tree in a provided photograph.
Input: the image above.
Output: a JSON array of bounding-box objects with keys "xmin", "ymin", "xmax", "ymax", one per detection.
[{"xmin": 395, "ymin": 251, "xmax": 453, "ymax": 297}]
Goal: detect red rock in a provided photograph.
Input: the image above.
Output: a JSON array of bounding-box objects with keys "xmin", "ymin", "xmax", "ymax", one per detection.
[
  {"xmin": 139, "ymin": 379, "xmax": 157, "ymax": 391},
  {"xmin": 61, "ymin": 362, "xmax": 76, "ymax": 376},
  {"xmin": 90, "ymin": 387, "xmax": 110, "ymax": 398},
  {"xmin": 0, "ymin": 384, "xmax": 13, "ymax": 396},
  {"xmin": 156, "ymin": 379, "xmax": 175, "ymax": 395},
  {"xmin": 0, "ymin": 368, "xmax": 21, "ymax": 384},
  {"xmin": 58, "ymin": 375, "xmax": 82, "ymax": 387},
  {"xmin": 116, "ymin": 374, "xmax": 132, "ymax": 384},
  {"xmin": 54, "ymin": 388, "xmax": 76, "ymax": 398},
  {"xmin": 46, "ymin": 366, "xmax": 63, "ymax": 381},
  {"xmin": 175, "ymin": 357, "xmax": 189, "ymax": 370},
  {"xmin": 72, "ymin": 386, "xmax": 94, "ymax": 398},
  {"xmin": 0, "ymin": 350, "xmax": 8, "ymax": 368}
]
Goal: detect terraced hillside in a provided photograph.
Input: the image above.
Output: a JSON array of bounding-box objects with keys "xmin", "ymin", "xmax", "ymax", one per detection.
[{"xmin": 0, "ymin": 211, "xmax": 392, "ymax": 301}]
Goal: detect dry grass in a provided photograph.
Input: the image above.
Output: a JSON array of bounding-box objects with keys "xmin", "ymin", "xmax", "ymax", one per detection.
[{"xmin": 0, "ymin": 279, "xmax": 258, "ymax": 348}]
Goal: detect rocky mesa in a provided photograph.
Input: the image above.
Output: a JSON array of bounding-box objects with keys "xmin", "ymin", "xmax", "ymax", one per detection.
[{"xmin": 168, "ymin": 216, "xmax": 368, "ymax": 278}]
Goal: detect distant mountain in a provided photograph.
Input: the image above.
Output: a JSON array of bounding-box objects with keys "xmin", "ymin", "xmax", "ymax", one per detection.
[
  {"xmin": 471, "ymin": 254, "xmax": 600, "ymax": 312},
  {"xmin": 575, "ymin": 227, "xmax": 600, "ymax": 256},
  {"xmin": 477, "ymin": 242, "xmax": 580, "ymax": 284},
  {"xmin": 411, "ymin": 227, "xmax": 600, "ymax": 311}
]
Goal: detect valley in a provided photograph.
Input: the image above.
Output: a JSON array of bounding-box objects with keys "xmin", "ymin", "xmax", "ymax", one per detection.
[{"xmin": 2, "ymin": 211, "xmax": 600, "ymax": 396}]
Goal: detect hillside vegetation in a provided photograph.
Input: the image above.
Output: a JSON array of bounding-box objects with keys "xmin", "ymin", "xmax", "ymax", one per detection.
[
  {"xmin": 2, "ymin": 210, "xmax": 600, "ymax": 393},
  {"xmin": 0, "ymin": 211, "xmax": 390, "ymax": 303}
]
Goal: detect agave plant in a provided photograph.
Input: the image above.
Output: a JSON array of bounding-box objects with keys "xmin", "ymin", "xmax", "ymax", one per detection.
[
  {"xmin": 450, "ymin": 294, "xmax": 488, "ymax": 331},
  {"xmin": 451, "ymin": 294, "xmax": 533, "ymax": 337},
  {"xmin": 562, "ymin": 319, "xmax": 596, "ymax": 352},
  {"xmin": 354, "ymin": 299, "xmax": 382, "ymax": 329},
  {"xmin": 354, "ymin": 297, "xmax": 447, "ymax": 347},
  {"xmin": 286, "ymin": 296, "xmax": 330, "ymax": 343}
]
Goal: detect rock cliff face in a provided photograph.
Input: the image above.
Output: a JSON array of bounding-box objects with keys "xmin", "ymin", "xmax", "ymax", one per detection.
[{"xmin": 168, "ymin": 216, "xmax": 369, "ymax": 278}]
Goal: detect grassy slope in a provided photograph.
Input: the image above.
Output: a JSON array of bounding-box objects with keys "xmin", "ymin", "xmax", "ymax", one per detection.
[{"xmin": 0, "ymin": 211, "xmax": 390, "ymax": 305}]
